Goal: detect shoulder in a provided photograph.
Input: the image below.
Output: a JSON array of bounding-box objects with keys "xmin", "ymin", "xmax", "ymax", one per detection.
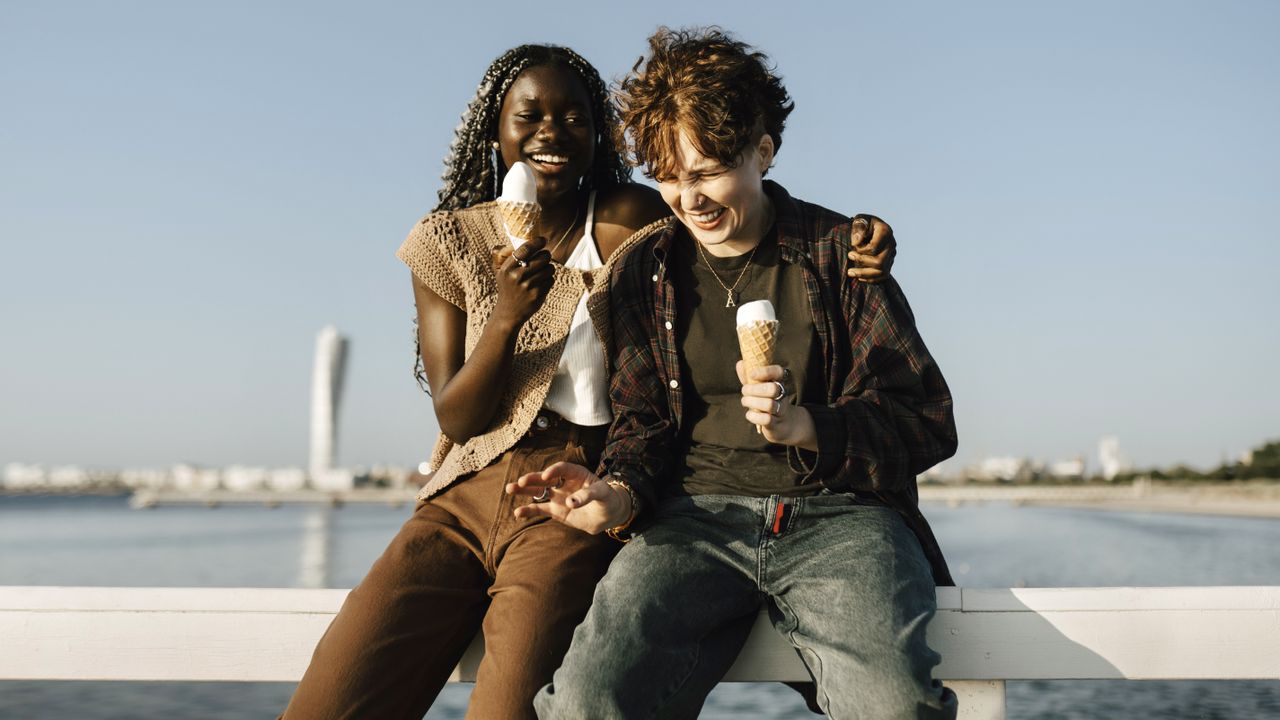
[
  {"xmin": 595, "ymin": 183, "xmax": 669, "ymax": 229},
  {"xmin": 790, "ymin": 195, "xmax": 854, "ymax": 244},
  {"xmin": 406, "ymin": 203, "xmax": 500, "ymax": 251},
  {"xmin": 593, "ymin": 184, "xmax": 671, "ymax": 258},
  {"xmin": 606, "ymin": 217, "xmax": 672, "ymax": 300},
  {"xmin": 775, "ymin": 190, "xmax": 854, "ymax": 281},
  {"xmin": 610, "ymin": 218, "xmax": 672, "ymax": 273}
]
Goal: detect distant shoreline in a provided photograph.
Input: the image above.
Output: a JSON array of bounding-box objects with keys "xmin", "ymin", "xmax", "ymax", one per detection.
[
  {"xmin": 919, "ymin": 479, "xmax": 1280, "ymax": 519},
  {"xmin": 4, "ymin": 481, "xmax": 1280, "ymax": 519}
]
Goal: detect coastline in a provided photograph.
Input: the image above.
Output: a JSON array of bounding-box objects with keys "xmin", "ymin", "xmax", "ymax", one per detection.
[
  {"xmin": 919, "ymin": 480, "xmax": 1280, "ymax": 519},
  {"xmin": 4, "ymin": 481, "xmax": 1280, "ymax": 519}
]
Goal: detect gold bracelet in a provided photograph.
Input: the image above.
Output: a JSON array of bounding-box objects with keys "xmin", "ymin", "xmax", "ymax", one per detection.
[{"xmin": 605, "ymin": 479, "xmax": 640, "ymax": 543}]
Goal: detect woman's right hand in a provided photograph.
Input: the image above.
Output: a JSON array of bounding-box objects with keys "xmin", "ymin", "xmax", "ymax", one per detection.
[
  {"xmin": 493, "ymin": 237, "xmax": 555, "ymax": 327},
  {"xmin": 506, "ymin": 462, "xmax": 632, "ymax": 534}
]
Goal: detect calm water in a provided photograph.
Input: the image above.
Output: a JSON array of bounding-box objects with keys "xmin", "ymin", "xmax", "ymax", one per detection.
[{"xmin": 2, "ymin": 494, "xmax": 1278, "ymax": 719}]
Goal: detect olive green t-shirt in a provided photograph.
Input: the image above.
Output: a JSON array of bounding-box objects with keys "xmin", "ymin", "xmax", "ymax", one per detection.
[{"xmin": 669, "ymin": 226, "xmax": 826, "ymax": 498}]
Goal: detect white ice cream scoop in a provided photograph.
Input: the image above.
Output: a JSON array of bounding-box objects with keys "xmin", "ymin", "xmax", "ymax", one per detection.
[
  {"xmin": 500, "ymin": 162, "xmax": 538, "ymax": 204},
  {"xmin": 497, "ymin": 162, "xmax": 540, "ymax": 251},
  {"xmin": 736, "ymin": 299, "xmax": 776, "ymax": 327}
]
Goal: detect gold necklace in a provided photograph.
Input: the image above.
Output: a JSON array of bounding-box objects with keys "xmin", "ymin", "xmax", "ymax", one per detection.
[
  {"xmin": 694, "ymin": 238, "xmax": 760, "ymax": 308},
  {"xmin": 546, "ymin": 202, "xmax": 581, "ymax": 260}
]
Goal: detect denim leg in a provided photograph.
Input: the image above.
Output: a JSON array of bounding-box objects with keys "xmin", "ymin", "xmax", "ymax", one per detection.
[
  {"xmin": 764, "ymin": 496, "xmax": 956, "ymax": 720},
  {"xmin": 535, "ymin": 496, "xmax": 765, "ymax": 720}
]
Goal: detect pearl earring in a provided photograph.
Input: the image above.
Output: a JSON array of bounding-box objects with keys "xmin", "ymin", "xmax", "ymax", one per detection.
[{"xmin": 491, "ymin": 141, "xmax": 500, "ymax": 151}]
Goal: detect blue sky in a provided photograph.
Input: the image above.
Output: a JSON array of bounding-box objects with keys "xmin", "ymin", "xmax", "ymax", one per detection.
[{"xmin": 2, "ymin": 1, "xmax": 1277, "ymax": 473}]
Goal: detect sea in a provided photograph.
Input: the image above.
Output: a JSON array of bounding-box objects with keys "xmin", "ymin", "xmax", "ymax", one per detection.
[{"xmin": 2, "ymin": 494, "xmax": 1278, "ymax": 720}]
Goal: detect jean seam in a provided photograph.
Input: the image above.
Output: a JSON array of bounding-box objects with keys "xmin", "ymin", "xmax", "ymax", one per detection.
[
  {"xmin": 641, "ymin": 641, "xmax": 701, "ymax": 720},
  {"xmin": 484, "ymin": 447, "xmax": 527, "ymax": 576},
  {"xmin": 772, "ymin": 592, "xmax": 834, "ymax": 715}
]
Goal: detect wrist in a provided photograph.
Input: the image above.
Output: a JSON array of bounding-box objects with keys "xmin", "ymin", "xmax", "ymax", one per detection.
[
  {"xmin": 791, "ymin": 407, "xmax": 819, "ymax": 452},
  {"xmin": 605, "ymin": 476, "xmax": 641, "ymax": 542},
  {"xmin": 488, "ymin": 305, "xmax": 525, "ymax": 335}
]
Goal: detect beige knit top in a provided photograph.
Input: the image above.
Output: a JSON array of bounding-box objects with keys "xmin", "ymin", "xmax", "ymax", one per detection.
[{"xmin": 396, "ymin": 200, "xmax": 670, "ymax": 500}]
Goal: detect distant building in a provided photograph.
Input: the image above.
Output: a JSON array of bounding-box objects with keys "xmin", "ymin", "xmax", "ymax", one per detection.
[
  {"xmin": 1098, "ymin": 436, "xmax": 1130, "ymax": 481},
  {"xmin": 3, "ymin": 463, "xmax": 47, "ymax": 489},
  {"xmin": 120, "ymin": 468, "xmax": 169, "ymax": 490},
  {"xmin": 309, "ymin": 325, "xmax": 352, "ymax": 490},
  {"xmin": 1048, "ymin": 457, "xmax": 1086, "ymax": 481},
  {"xmin": 267, "ymin": 467, "xmax": 308, "ymax": 492},
  {"xmin": 172, "ymin": 464, "xmax": 221, "ymax": 491},
  {"xmin": 957, "ymin": 456, "xmax": 1039, "ymax": 483},
  {"xmin": 223, "ymin": 466, "xmax": 269, "ymax": 492},
  {"xmin": 48, "ymin": 466, "xmax": 90, "ymax": 488}
]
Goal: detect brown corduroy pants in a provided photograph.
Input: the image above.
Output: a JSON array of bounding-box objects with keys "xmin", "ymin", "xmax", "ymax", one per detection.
[{"xmin": 281, "ymin": 418, "xmax": 615, "ymax": 720}]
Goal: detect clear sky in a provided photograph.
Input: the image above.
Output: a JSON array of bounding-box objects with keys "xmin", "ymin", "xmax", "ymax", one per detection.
[{"xmin": 3, "ymin": 1, "xmax": 1277, "ymax": 473}]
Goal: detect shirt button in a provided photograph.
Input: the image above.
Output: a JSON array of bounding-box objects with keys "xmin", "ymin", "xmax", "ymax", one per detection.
[
  {"xmin": 651, "ymin": 274, "xmax": 659, "ymax": 282},
  {"xmin": 535, "ymin": 416, "xmax": 550, "ymax": 429},
  {"xmin": 668, "ymin": 379, "xmax": 679, "ymax": 389},
  {"xmin": 664, "ymin": 321, "xmax": 673, "ymax": 330}
]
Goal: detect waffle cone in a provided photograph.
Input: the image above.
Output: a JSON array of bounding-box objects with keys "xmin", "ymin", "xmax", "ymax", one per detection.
[
  {"xmin": 737, "ymin": 320, "xmax": 779, "ymax": 381},
  {"xmin": 498, "ymin": 200, "xmax": 540, "ymax": 245}
]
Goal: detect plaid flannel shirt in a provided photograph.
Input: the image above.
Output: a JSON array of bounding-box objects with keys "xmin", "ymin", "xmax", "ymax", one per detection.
[{"xmin": 600, "ymin": 181, "xmax": 958, "ymax": 585}]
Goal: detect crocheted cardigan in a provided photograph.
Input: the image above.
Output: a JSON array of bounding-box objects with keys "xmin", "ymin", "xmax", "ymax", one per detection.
[{"xmin": 396, "ymin": 201, "xmax": 669, "ymax": 500}]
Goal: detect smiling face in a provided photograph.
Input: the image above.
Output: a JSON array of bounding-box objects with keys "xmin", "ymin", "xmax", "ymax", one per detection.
[
  {"xmin": 655, "ymin": 130, "xmax": 775, "ymax": 257},
  {"xmin": 497, "ymin": 64, "xmax": 596, "ymax": 204}
]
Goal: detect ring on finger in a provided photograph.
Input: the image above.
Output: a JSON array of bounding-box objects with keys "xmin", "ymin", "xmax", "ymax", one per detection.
[
  {"xmin": 771, "ymin": 381, "xmax": 787, "ymax": 400},
  {"xmin": 532, "ymin": 487, "xmax": 551, "ymax": 503}
]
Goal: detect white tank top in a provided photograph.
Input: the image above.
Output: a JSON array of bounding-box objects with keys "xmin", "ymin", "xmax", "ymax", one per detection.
[{"xmin": 543, "ymin": 192, "xmax": 612, "ymax": 426}]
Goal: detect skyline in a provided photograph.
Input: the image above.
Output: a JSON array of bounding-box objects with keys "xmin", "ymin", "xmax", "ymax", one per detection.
[{"xmin": 2, "ymin": 1, "xmax": 1278, "ymax": 471}]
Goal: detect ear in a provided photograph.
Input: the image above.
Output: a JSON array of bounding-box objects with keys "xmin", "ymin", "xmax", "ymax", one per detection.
[{"xmin": 755, "ymin": 133, "xmax": 775, "ymax": 175}]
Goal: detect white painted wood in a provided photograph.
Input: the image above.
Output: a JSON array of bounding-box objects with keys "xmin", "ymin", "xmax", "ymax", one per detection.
[
  {"xmin": 951, "ymin": 681, "xmax": 1005, "ymax": 720},
  {"xmin": 3, "ymin": 585, "xmax": 1277, "ymax": 720},
  {"xmin": 0, "ymin": 586, "xmax": 349, "ymax": 613},
  {"xmin": 961, "ymin": 586, "xmax": 1280, "ymax": 612}
]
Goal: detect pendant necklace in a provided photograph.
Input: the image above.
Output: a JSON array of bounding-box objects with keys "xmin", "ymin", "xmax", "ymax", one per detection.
[
  {"xmin": 546, "ymin": 202, "xmax": 582, "ymax": 261},
  {"xmin": 694, "ymin": 238, "xmax": 760, "ymax": 308}
]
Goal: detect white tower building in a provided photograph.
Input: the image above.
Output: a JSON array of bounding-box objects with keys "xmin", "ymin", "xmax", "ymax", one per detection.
[
  {"xmin": 1098, "ymin": 435, "xmax": 1129, "ymax": 481},
  {"xmin": 309, "ymin": 325, "xmax": 352, "ymax": 489}
]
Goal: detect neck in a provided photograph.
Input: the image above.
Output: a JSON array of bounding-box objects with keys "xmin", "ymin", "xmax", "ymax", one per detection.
[{"xmin": 537, "ymin": 189, "xmax": 583, "ymax": 238}]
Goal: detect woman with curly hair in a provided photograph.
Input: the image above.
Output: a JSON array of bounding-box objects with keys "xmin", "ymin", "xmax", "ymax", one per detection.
[{"xmin": 282, "ymin": 42, "xmax": 897, "ymax": 720}]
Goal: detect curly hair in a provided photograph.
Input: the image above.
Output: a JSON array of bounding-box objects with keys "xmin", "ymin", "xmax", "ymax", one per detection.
[
  {"xmin": 615, "ymin": 27, "xmax": 795, "ymax": 180},
  {"xmin": 434, "ymin": 44, "xmax": 631, "ymax": 212},
  {"xmin": 416, "ymin": 45, "xmax": 631, "ymax": 392}
]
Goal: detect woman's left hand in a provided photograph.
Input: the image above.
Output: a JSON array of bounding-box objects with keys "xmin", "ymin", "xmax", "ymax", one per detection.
[
  {"xmin": 737, "ymin": 361, "xmax": 818, "ymax": 451},
  {"xmin": 847, "ymin": 213, "xmax": 896, "ymax": 283}
]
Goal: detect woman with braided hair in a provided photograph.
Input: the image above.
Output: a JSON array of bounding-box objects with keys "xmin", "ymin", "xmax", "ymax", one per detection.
[{"xmin": 282, "ymin": 43, "xmax": 897, "ymax": 720}]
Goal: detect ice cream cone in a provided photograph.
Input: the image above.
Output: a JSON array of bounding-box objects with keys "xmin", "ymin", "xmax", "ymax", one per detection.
[
  {"xmin": 498, "ymin": 162, "xmax": 540, "ymax": 250},
  {"xmin": 737, "ymin": 319, "xmax": 778, "ymax": 382},
  {"xmin": 498, "ymin": 199, "xmax": 540, "ymax": 250}
]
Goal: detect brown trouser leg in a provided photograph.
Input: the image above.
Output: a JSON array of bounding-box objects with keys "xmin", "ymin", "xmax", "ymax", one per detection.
[{"xmin": 281, "ymin": 419, "xmax": 613, "ymax": 720}]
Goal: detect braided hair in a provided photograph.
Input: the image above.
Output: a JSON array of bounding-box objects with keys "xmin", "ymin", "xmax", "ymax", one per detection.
[
  {"xmin": 414, "ymin": 45, "xmax": 631, "ymax": 393},
  {"xmin": 434, "ymin": 44, "xmax": 631, "ymax": 211}
]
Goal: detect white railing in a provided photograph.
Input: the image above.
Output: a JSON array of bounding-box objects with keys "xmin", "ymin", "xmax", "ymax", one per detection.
[{"xmin": 3, "ymin": 586, "xmax": 1279, "ymax": 720}]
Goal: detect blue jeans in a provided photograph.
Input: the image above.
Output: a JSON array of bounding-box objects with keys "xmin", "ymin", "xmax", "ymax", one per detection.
[{"xmin": 535, "ymin": 493, "xmax": 957, "ymax": 720}]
